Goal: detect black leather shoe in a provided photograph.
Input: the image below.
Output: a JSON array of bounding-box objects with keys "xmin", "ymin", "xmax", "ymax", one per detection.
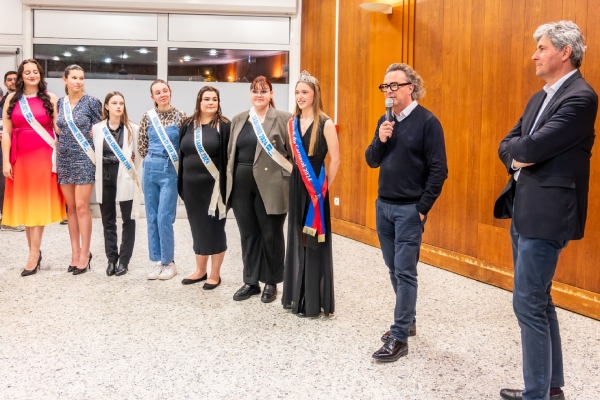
[
  {"xmin": 261, "ymin": 284, "xmax": 277, "ymax": 303},
  {"xmin": 372, "ymin": 338, "xmax": 408, "ymax": 362},
  {"xmin": 115, "ymin": 264, "xmax": 128, "ymax": 276},
  {"xmin": 73, "ymin": 253, "xmax": 92, "ymax": 276},
  {"xmin": 233, "ymin": 284, "xmax": 261, "ymax": 301},
  {"xmin": 106, "ymin": 262, "xmax": 116, "ymax": 276},
  {"xmin": 203, "ymin": 277, "xmax": 221, "ymax": 290},
  {"xmin": 381, "ymin": 322, "xmax": 417, "ymax": 343},
  {"xmin": 182, "ymin": 273, "xmax": 207, "ymax": 285},
  {"xmin": 22, "ymin": 251, "xmax": 42, "ymax": 277},
  {"xmin": 499, "ymin": 389, "xmax": 565, "ymax": 400}
]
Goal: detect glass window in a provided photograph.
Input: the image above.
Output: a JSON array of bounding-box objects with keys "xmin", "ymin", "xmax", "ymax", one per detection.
[
  {"xmin": 33, "ymin": 44, "xmax": 158, "ymax": 80},
  {"xmin": 167, "ymin": 48, "xmax": 289, "ymax": 83}
]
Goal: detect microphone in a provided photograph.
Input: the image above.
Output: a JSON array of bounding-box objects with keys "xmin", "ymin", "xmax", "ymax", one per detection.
[{"xmin": 385, "ymin": 98, "xmax": 394, "ymax": 122}]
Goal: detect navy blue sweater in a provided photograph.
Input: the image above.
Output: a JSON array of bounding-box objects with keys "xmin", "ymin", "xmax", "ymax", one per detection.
[{"xmin": 365, "ymin": 105, "xmax": 448, "ymax": 214}]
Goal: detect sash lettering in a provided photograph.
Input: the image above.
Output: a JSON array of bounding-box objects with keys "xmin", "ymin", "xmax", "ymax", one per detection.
[
  {"xmin": 63, "ymin": 98, "xmax": 96, "ymax": 164},
  {"xmin": 147, "ymin": 109, "xmax": 179, "ymax": 174},
  {"xmin": 18, "ymin": 96, "xmax": 57, "ymax": 172},
  {"xmin": 194, "ymin": 124, "xmax": 226, "ymax": 219},
  {"xmin": 248, "ymin": 107, "xmax": 292, "ymax": 173},
  {"xmin": 288, "ymin": 117, "xmax": 328, "ymax": 242},
  {"xmin": 100, "ymin": 125, "xmax": 143, "ymax": 195}
]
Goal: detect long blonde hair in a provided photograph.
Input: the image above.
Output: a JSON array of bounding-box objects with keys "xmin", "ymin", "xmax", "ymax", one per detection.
[
  {"xmin": 293, "ymin": 78, "xmax": 325, "ymax": 156},
  {"xmin": 102, "ymin": 91, "xmax": 134, "ymax": 145}
]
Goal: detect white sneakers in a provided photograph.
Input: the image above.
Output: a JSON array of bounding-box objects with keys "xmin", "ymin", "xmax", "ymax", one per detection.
[
  {"xmin": 148, "ymin": 261, "xmax": 177, "ymax": 280},
  {"xmin": 147, "ymin": 262, "xmax": 163, "ymax": 280},
  {"xmin": 158, "ymin": 262, "xmax": 177, "ymax": 280}
]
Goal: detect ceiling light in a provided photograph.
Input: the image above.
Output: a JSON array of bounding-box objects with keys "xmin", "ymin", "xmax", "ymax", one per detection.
[
  {"xmin": 182, "ymin": 55, "xmax": 191, "ymax": 62},
  {"xmin": 121, "ymin": 53, "xmax": 129, "ymax": 59},
  {"xmin": 169, "ymin": 47, "xmax": 178, "ymax": 51},
  {"xmin": 179, "ymin": 59, "xmax": 183, "ymax": 63},
  {"xmin": 209, "ymin": 49, "xmax": 218, "ymax": 56},
  {"xmin": 63, "ymin": 52, "xmax": 72, "ymax": 57},
  {"xmin": 76, "ymin": 46, "xmax": 86, "ymax": 52},
  {"xmin": 52, "ymin": 56, "xmax": 60, "ymax": 61},
  {"xmin": 104, "ymin": 58, "xmax": 112, "ymax": 63},
  {"xmin": 138, "ymin": 48, "xmax": 149, "ymax": 54}
]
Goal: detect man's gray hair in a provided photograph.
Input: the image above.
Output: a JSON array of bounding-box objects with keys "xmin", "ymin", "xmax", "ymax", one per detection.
[
  {"xmin": 385, "ymin": 63, "xmax": 425, "ymax": 101},
  {"xmin": 534, "ymin": 20, "xmax": 586, "ymax": 68}
]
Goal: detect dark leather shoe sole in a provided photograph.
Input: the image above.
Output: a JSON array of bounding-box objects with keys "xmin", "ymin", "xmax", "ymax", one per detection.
[
  {"xmin": 372, "ymin": 347, "xmax": 408, "ymax": 362},
  {"xmin": 261, "ymin": 292, "xmax": 277, "ymax": 303},
  {"xmin": 233, "ymin": 285, "xmax": 261, "ymax": 301},
  {"xmin": 499, "ymin": 389, "xmax": 564, "ymax": 400}
]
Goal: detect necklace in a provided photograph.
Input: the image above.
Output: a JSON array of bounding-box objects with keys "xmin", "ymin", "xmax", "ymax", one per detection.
[{"xmin": 23, "ymin": 90, "xmax": 38, "ymax": 98}]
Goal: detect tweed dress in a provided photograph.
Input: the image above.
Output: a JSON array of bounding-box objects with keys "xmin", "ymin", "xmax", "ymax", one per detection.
[{"xmin": 56, "ymin": 94, "xmax": 102, "ymax": 185}]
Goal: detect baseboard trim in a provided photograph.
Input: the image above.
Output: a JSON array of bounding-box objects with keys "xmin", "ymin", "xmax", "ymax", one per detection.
[{"xmin": 331, "ymin": 218, "xmax": 600, "ymax": 321}]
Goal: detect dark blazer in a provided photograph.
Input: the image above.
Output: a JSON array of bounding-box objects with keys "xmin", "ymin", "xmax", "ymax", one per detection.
[
  {"xmin": 225, "ymin": 106, "xmax": 293, "ymax": 215},
  {"xmin": 494, "ymin": 70, "xmax": 598, "ymax": 241},
  {"xmin": 177, "ymin": 118, "xmax": 230, "ymax": 202}
]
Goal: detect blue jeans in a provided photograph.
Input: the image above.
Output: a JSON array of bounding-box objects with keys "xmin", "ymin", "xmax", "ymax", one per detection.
[
  {"xmin": 510, "ymin": 221, "xmax": 567, "ymax": 400},
  {"xmin": 143, "ymin": 155, "xmax": 178, "ymax": 264},
  {"xmin": 376, "ymin": 200, "xmax": 425, "ymax": 342}
]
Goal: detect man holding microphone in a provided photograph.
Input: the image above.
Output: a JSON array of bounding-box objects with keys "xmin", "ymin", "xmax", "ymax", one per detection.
[{"xmin": 365, "ymin": 63, "xmax": 448, "ymax": 362}]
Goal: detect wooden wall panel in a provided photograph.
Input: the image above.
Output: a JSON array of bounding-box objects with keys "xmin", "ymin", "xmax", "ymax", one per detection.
[{"xmin": 300, "ymin": 0, "xmax": 600, "ymax": 318}]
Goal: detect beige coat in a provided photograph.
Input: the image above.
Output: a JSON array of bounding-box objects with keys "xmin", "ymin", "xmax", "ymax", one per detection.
[
  {"xmin": 226, "ymin": 107, "xmax": 293, "ymax": 215},
  {"xmin": 92, "ymin": 121, "xmax": 142, "ymax": 217}
]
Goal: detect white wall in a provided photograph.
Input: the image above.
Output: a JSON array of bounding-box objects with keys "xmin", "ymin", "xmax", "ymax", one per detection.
[
  {"xmin": 0, "ymin": 0, "xmax": 23, "ymax": 35},
  {"xmin": 34, "ymin": 10, "xmax": 158, "ymax": 41},
  {"xmin": 169, "ymin": 14, "xmax": 290, "ymax": 45}
]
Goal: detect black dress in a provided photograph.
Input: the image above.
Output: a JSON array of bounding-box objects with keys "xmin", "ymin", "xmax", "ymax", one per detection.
[
  {"xmin": 178, "ymin": 120, "xmax": 230, "ymax": 255},
  {"xmin": 282, "ymin": 117, "xmax": 334, "ymax": 317}
]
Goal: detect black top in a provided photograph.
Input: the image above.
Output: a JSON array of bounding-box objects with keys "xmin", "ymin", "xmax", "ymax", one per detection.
[
  {"xmin": 177, "ymin": 119, "xmax": 231, "ymax": 201},
  {"xmin": 235, "ymin": 120, "xmax": 257, "ymax": 165},
  {"xmin": 0, "ymin": 93, "xmax": 8, "ymax": 112},
  {"xmin": 365, "ymin": 104, "xmax": 448, "ymax": 215},
  {"xmin": 102, "ymin": 121, "xmax": 124, "ymax": 164}
]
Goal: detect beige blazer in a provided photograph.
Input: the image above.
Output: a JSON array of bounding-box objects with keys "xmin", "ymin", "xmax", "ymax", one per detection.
[
  {"xmin": 226, "ymin": 106, "xmax": 293, "ymax": 215},
  {"xmin": 92, "ymin": 121, "xmax": 142, "ymax": 215}
]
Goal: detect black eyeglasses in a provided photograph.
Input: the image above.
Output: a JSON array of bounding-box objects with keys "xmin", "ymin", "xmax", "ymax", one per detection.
[{"xmin": 378, "ymin": 82, "xmax": 412, "ymax": 92}]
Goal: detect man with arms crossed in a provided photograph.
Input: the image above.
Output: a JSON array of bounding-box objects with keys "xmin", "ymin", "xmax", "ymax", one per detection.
[
  {"xmin": 366, "ymin": 63, "xmax": 448, "ymax": 362},
  {"xmin": 495, "ymin": 21, "xmax": 597, "ymax": 400}
]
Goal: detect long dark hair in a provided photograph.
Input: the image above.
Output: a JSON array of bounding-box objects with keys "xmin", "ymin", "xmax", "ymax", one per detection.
[
  {"xmin": 102, "ymin": 91, "xmax": 134, "ymax": 145},
  {"xmin": 63, "ymin": 64, "xmax": 84, "ymax": 95},
  {"xmin": 150, "ymin": 79, "xmax": 171, "ymax": 108},
  {"xmin": 250, "ymin": 76, "xmax": 275, "ymax": 108},
  {"xmin": 187, "ymin": 86, "xmax": 229, "ymax": 129},
  {"xmin": 6, "ymin": 59, "xmax": 54, "ymax": 120}
]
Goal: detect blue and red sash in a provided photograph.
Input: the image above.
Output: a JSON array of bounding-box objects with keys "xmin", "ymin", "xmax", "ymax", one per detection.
[{"xmin": 288, "ymin": 117, "xmax": 328, "ymax": 243}]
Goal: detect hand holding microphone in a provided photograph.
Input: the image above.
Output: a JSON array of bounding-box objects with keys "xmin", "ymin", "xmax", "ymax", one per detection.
[{"xmin": 379, "ymin": 98, "xmax": 395, "ymax": 143}]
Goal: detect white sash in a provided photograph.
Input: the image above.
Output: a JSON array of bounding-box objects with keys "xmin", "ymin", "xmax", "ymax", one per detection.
[
  {"xmin": 248, "ymin": 107, "xmax": 293, "ymax": 173},
  {"xmin": 18, "ymin": 96, "xmax": 57, "ymax": 172},
  {"xmin": 100, "ymin": 124, "xmax": 143, "ymax": 219},
  {"xmin": 147, "ymin": 108, "xmax": 179, "ymax": 174},
  {"xmin": 63, "ymin": 98, "xmax": 96, "ymax": 164},
  {"xmin": 194, "ymin": 124, "xmax": 226, "ymax": 219}
]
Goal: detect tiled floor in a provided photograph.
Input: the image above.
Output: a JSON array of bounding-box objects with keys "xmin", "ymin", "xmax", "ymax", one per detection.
[{"xmin": 0, "ymin": 218, "xmax": 598, "ymax": 399}]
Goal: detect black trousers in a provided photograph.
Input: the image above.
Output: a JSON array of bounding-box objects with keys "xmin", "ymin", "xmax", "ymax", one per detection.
[
  {"xmin": 231, "ymin": 164, "xmax": 286, "ymax": 285},
  {"xmin": 100, "ymin": 163, "xmax": 135, "ymax": 266}
]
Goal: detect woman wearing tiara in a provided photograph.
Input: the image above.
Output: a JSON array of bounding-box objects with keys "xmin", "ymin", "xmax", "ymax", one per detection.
[
  {"xmin": 282, "ymin": 71, "xmax": 340, "ymax": 317},
  {"xmin": 1, "ymin": 59, "xmax": 65, "ymax": 276}
]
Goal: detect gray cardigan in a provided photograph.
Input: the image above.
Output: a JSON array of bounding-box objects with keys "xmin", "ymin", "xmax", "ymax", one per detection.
[{"xmin": 226, "ymin": 106, "xmax": 293, "ymax": 215}]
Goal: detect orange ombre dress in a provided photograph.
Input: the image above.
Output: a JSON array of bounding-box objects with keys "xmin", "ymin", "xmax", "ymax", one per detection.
[{"xmin": 3, "ymin": 96, "xmax": 66, "ymax": 227}]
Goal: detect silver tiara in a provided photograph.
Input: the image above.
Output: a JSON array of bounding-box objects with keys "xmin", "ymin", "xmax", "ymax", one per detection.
[{"xmin": 297, "ymin": 70, "xmax": 318, "ymax": 85}]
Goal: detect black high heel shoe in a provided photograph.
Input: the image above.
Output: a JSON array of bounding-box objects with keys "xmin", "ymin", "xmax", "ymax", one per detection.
[
  {"xmin": 21, "ymin": 250, "xmax": 42, "ymax": 277},
  {"xmin": 72, "ymin": 252, "xmax": 92, "ymax": 276},
  {"xmin": 67, "ymin": 265, "xmax": 77, "ymax": 273}
]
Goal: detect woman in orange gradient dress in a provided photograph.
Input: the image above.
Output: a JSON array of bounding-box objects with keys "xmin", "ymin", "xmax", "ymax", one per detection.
[{"xmin": 1, "ymin": 59, "xmax": 66, "ymax": 276}]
